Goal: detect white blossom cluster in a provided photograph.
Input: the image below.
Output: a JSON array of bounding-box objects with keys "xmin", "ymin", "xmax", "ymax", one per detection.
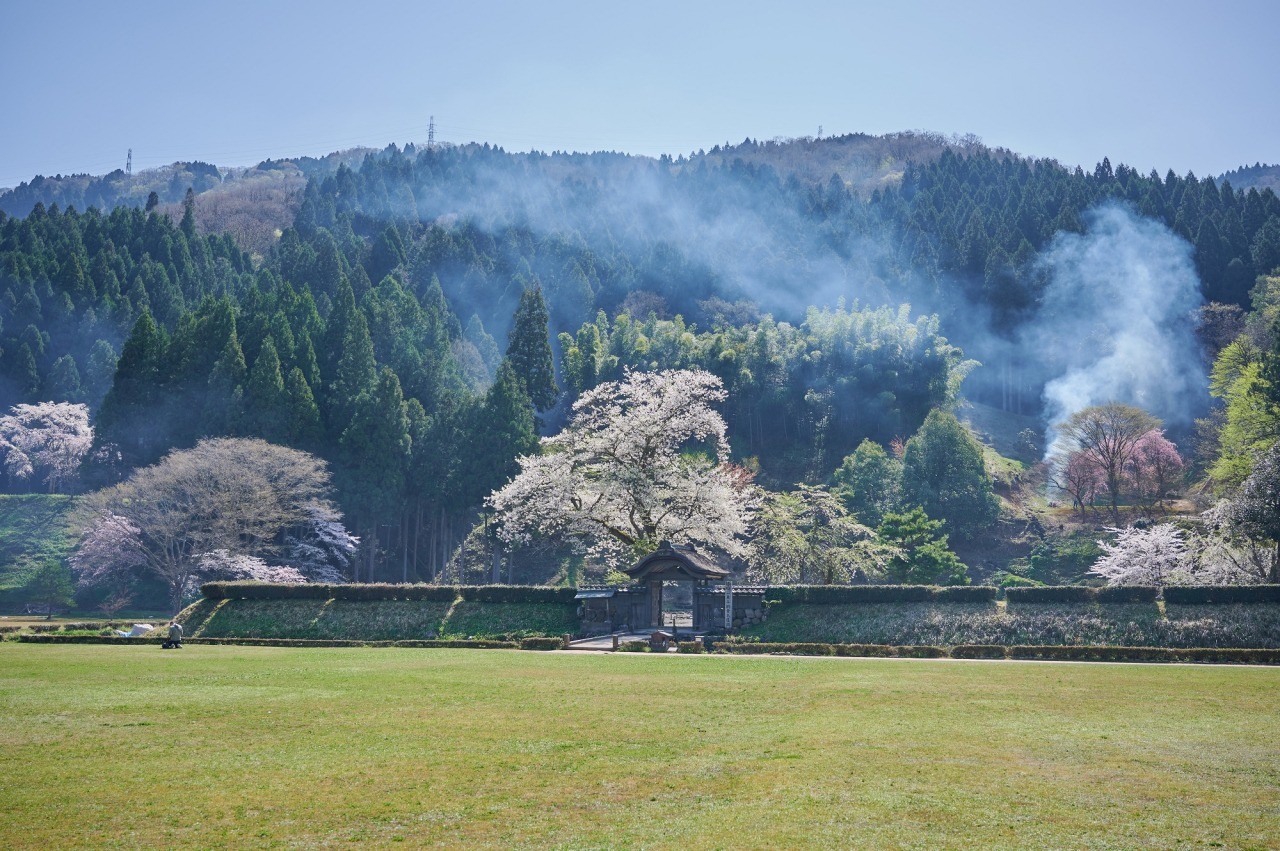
[
  {"xmin": 489, "ymin": 369, "xmax": 754, "ymax": 566},
  {"xmin": 281, "ymin": 502, "xmax": 360, "ymax": 583},
  {"xmin": 0, "ymin": 401, "xmax": 93, "ymax": 491}
]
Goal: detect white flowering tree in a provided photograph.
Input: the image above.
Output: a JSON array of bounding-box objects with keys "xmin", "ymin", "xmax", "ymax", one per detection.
[
  {"xmin": 0, "ymin": 401, "xmax": 93, "ymax": 492},
  {"xmin": 281, "ymin": 503, "xmax": 360, "ymax": 583},
  {"xmin": 73, "ymin": 438, "xmax": 352, "ymax": 612},
  {"xmin": 489, "ymin": 369, "xmax": 754, "ymax": 567},
  {"xmin": 195, "ymin": 550, "xmax": 307, "ymax": 584},
  {"xmin": 1089, "ymin": 524, "xmax": 1194, "ymax": 586},
  {"xmin": 1190, "ymin": 500, "xmax": 1277, "ymax": 585}
]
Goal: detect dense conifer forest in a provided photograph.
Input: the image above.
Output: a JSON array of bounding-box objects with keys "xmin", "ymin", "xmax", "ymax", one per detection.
[{"xmin": 3, "ymin": 132, "xmax": 1280, "ymax": 590}]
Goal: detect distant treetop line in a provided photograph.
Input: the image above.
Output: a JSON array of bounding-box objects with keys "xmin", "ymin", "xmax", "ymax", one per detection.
[{"xmin": 0, "ymin": 128, "xmax": 1279, "ymax": 594}]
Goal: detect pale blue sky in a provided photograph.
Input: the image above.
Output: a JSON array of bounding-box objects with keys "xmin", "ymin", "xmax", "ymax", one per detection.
[{"xmin": 2, "ymin": 0, "xmax": 1276, "ymax": 187}]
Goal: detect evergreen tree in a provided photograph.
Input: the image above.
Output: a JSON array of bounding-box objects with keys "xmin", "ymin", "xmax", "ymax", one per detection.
[
  {"xmin": 94, "ymin": 310, "xmax": 168, "ymax": 469},
  {"xmin": 326, "ymin": 308, "xmax": 378, "ymax": 433},
  {"xmin": 244, "ymin": 336, "xmax": 288, "ymax": 442},
  {"xmin": 505, "ymin": 285, "xmax": 558, "ymax": 411},
  {"xmin": 900, "ymin": 410, "xmax": 999, "ymax": 539},
  {"xmin": 832, "ymin": 439, "xmax": 902, "ymax": 527},
  {"xmin": 284, "ymin": 367, "xmax": 324, "ymax": 449},
  {"xmin": 339, "ymin": 368, "xmax": 412, "ymax": 580},
  {"xmin": 204, "ymin": 330, "xmax": 247, "ymax": 436},
  {"xmin": 877, "ymin": 508, "xmax": 968, "ymax": 585},
  {"xmin": 47, "ymin": 354, "xmax": 83, "ymax": 402},
  {"xmin": 463, "ymin": 360, "xmax": 538, "ymax": 504}
]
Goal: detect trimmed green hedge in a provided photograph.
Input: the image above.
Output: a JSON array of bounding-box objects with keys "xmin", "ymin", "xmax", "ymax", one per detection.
[
  {"xmin": 951, "ymin": 644, "xmax": 1008, "ymax": 659},
  {"xmin": 1096, "ymin": 586, "xmax": 1160, "ymax": 603},
  {"xmin": 764, "ymin": 585, "xmax": 997, "ymax": 604},
  {"xmin": 1007, "ymin": 645, "xmax": 1280, "ymax": 663},
  {"xmin": 617, "ymin": 640, "xmax": 649, "ymax": 652},
  {"xmin": 1163, "ymin": 585, "xmax": 1280, "ymax": 605},
  {"xmin": 933, "ymin": 586, "xmax": 1000, "ymax": 603},
  {"xmin": 519, "ymin": 636, "xmax": 566, "ymax": 651},
  {"xmin": 17, "ymin": 634, "xmax": 520, "ymax": 649},
  {"xmin": 676, "ymin": 641, "xmax": 704, "ymax": 654},
  {"xmin": 200, "ymin": 582, "xmax": 577, "ymax": 604},
  {"xmin": 19, "ymin": 634, "xmax": 163, "ymax": 644},
  {"xmin": 1005, "ymin": 586, "xmax": 1159, "ymax": 604},
  {"xmin": 713, "ymin": 641, "xmax": 1280, "ymax": 664}
]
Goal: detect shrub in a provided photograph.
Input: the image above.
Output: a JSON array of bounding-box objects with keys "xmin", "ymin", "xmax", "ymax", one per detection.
[
  {"xmin": 998, "ymin": 575, "xmax": 1043, "ymax": 588},
  {"xmin": 201, "ymin": 582, "xmax": 577, "ymax": 603},
  {"xmin": 1095, "ymin": 586, "xmax": 1159, "ymax": 604},
  {"xmin": 720, "ymin": 642, "xmax": 837, "ymax": 656},
  {"xmin": 1007, "ymin": 645, "xmax": 1176, "ymax": 663},
  {"xmin": 933, "ymin": 586, "xmax": 998, "ymax": 603},
  {"xmin": 520, "ymin": 636, "xmax": 566, "ymax": 651},
  {"xmin": 617, "ymin": 640, "xmax": 649, "ymax": 652},
  {"xmin": 766, "ymin": 585, "xmax": 934, "ymax": 604},
  {"xmin": 950, "ymin": 644, "xmax": 1007, "ymax": 659},
  {"xmin": 466, "ymin": 586, "xmax": 577, "ymax": 604},
  {"xmin": 1163, "ymin": 585, "xmax": 1280, "ymax": 605},
  {"xmin": 895, "ymin": 645, "xmax": 947, "ymax": 658},
  {"xmin": 1004, "ymin": 585, "xmax": 1156, "ymax": 604},
  {"xmin": 393, "ymin": 639, "xmax": 518, "ymax": 649},
  {"xmin": 832, "ymin": 644, "xmax": 896, "ymax": 657},
  {"xmin": 1005, "ymin": 586, "xmax": 1098, "ymax": 604},
  {"xmin": 676, "ymin": 641, "xmax": 704, "ymax": 654}
]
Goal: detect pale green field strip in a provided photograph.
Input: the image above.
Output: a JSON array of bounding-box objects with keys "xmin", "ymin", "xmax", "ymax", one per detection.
[{"xmin": 1, "ymin": 644, "xmax": 1277, "ymax": 850}]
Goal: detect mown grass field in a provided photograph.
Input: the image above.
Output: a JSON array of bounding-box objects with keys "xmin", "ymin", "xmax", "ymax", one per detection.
[{"xmin": 1, "ymin": 645, "xmax": 1277, "ymax": 849}]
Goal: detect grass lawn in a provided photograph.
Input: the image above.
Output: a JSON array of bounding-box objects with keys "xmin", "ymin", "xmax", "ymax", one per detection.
[{"xmin": 1, "ymin": 645, "xmax": 1277, "ymax": 849}]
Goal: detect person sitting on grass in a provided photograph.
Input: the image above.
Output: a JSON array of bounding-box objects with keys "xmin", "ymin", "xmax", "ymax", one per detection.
[{"xmin": 165, "ymin": 620, "xmax": 183, "ymax": 649}]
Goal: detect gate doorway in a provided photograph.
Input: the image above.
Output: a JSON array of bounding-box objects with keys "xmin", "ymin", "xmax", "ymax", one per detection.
[
  {"xmin": 659, "ymin": 580, "xmax": 694, "ymax": 629},
  {"xmin": 622, "ymin": 541, "xmax": 730, "ymax": 631}
]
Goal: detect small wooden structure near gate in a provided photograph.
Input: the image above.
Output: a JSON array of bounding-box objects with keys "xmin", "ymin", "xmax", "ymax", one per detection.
[{"xmin": 574, "ymin": 541, "xmax": 768, "ymax": 635}]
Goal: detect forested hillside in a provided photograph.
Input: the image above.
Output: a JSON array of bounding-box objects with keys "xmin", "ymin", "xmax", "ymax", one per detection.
[{"xmin": 2, "ymin": 130, "xmax": 1280, "ymax": 593}]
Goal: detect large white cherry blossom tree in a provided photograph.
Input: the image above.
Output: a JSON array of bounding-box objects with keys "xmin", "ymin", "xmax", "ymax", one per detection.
[
  {"xmin": 0, "ymin": 401, "xmax": 93, "ymax": 493},
  {"xmin": 488, "ymin": 369, "xmax": 754, "ymax": 567},
  {"xmin": 73, "ymin": 438, "xmax": 353, "ymax": 612}
]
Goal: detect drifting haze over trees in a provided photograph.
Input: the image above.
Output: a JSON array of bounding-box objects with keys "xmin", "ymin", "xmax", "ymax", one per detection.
[{"xmin": 1, "ymin": 132, "xmax": 1280, "ymax": 590}]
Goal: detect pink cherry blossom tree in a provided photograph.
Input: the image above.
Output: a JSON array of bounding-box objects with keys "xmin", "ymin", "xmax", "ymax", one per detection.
[
  {"xmin": 1050, "ymin": 449, "xmax": 1106, "ymax": 516},
  {"xmin": 1124, "ymin": 429, "xmax": 1185, "ymax": 512}
]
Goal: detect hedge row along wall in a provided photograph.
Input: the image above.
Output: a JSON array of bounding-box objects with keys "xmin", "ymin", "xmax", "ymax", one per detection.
[
  {"xmin": 763, "ymin": 585, "xmax": 999, "ymax": 604},
  {"xmin": 1003, "ymin": 586, "xmax": 1160, "ymax": 604},
  {"xmin": 14, "ymin": 634, "xmax": 567, "ymax": 650},
  {"xmin": 201, "ymin": 582, "xmax": 578, "ymax": 603},
  {"xmin": 713, "ymin": 641, "xmax": 1280, "ymax": 664},
  {"xmin": 202, "ymin": 582, "xmax": 1280, "ymax": 605}
]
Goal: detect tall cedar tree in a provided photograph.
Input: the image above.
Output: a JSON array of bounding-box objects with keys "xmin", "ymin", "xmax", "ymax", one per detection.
[
  {"xmin": 93, "ymin": 310, "xmax": 168, "ymax": 471},
  {"xmin": 505, "ymin": 286, "xmax": 558, "ymax": 411},
  {"xmin": 243, "ymin": 336, "xmax": 288, "ymax": 442},
  {"xmin": 339, "ymin": 368, "xmax": 412, "ymax": 580},
  {"xmin": 463, "ymin": 359, "xmax": 538, "ymax": 505}
]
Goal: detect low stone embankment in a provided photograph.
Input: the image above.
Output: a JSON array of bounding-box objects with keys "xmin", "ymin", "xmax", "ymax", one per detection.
[{"xmin": 742, "ymin": 585, "xmax": 1280, "ymax": 649}]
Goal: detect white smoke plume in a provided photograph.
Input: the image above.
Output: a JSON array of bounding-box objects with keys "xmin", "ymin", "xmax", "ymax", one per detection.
[{"xmin": 1025, "ymin": 203, "xmax": 1207, "ymax": 456}]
